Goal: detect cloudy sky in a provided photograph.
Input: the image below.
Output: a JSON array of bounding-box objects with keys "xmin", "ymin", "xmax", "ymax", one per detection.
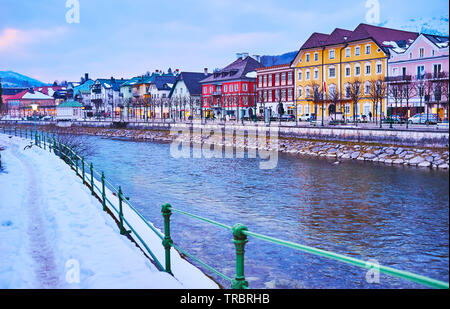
[{"xmin": 0, "ymin": 0, "xmax": 448, "ymax": 83}]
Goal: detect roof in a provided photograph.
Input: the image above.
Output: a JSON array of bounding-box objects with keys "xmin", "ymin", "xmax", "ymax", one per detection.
[
  {"xmin": 300, "ymin": 32, "xmax": 331, "ymax": 50},
  {"xmin": 95, "ymin": 78, "xmax": 130, "ymax": 91},
  {"xmin": 5, "ymin": 90, "xmax": 53, "ymax": 101},
  {"xmin": 324, "ymin": 28, "xmax": 353, "ymax": 46},
  {"xmin": 73, "ymin": 80, "xmax": 94, "ymax": 96},
  {"xmin": 57, "ymin": 100, "xmax": 83, "ymax": 108},
  {"xmin": 153, "ymin": 75, "xmax": 178, "ymax": 90},
  {"xmin": 33, "ymin": 86, "xmax": 64, "ymax": 96},
  {"xmin": 423, "ymin": 33, "xmax": 449, "ymax": 48},
  {"xmin": 200, "ymin": 56, "xmax": 263, "ymax": 84},
  {"xmin": 347, "ymin": 23, "xmax": 418, "ymax": 49},
  {"xmin": 169, "ymin": 72, "xmax": 211, "ymax": 97},
  {"xmin": 256, "ymin": 63, "xmax": 292, "ymax": 71}
]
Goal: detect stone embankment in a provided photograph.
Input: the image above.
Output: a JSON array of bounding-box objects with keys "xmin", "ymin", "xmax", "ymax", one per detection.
[{"xmin": 1, "ymin": 124, "xmax": 449, "ymax": 170}]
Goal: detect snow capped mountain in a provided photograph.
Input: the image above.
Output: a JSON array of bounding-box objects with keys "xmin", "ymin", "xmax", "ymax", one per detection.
[
  {"xmin": 400, "ymin": 16, "xmax": 449, "ymax": 37},
  {"xmin": 0, "ymin": 71, "xmax": 48, "ymax": 88}
]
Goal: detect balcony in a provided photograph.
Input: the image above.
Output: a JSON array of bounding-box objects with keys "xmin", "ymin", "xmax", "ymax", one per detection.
[
  {"xmin": 385, "ymin": 75, "xmax": 412, "ymax": 82},
  {"xmin": 212, "ymin": 90, "xmax": 222, "ymax": 96}
]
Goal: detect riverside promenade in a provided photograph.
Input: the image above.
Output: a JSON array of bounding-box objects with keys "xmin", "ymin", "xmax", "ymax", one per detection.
[{"xmin": 0, "ymin": 134, "xmax": 218, "ymax": 289}]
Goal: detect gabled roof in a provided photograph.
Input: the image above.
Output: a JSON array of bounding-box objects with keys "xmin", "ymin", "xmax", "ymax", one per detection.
[
  {"xmin": 324, "ymin": 28, "xmax": 353, "ymax": 46},
  {"xmin": 200, "ymin": 56, "xmax": 263, "ymax": 84},
  {"xmin": 347, "ymin": 23, "xmax": 418, "ymax": 49},
  {"xmin": 170, "ymin": 72, "xmax": 212, "ymax": 97},
  {"xmin": 6, "ymin": 90, "xmax": 53, "ymax": 100},
  {"xmin": 95, "ymin": 78, "xmax": 130, "ymax": 91},
  {"xmin": 300, "ymin": 32, "xmax": 330, "ymax": 50},
  {"xmin": 423, "ymin": 33, "xmax": 449, "ymax": 48},
  {"xmin": 57, "ymin": 100, "xmax": 83, "ymax": 108},
  {"xmin": 73, "ymin": 80, "xmax": 94, "ymax": 96}
]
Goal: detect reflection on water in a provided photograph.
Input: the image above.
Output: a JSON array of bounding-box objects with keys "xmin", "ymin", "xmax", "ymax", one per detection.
[{"xmin": 86, "ymin": 136, "xmax": 449, "ymax": 288}]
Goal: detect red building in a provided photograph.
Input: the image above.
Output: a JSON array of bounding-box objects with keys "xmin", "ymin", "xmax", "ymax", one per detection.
[
  {"xmin": 256, "ymin": 64, "xmax": 295, "ymax": 117},
  {"xmin": 200, "ymin": 54, "xmax": 263, "ymax": 119},
  {"xmin": 4, "ymin": 90, "xmax": 55, "ymax": 118}
]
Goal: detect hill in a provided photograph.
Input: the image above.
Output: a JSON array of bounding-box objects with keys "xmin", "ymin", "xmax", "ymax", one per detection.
[{"xmin": 0, "ymin": 71, "xmax": 48, "ymax": 88}]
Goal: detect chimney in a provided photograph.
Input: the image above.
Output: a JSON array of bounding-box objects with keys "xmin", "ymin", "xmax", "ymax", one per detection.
[
  {"xmin": 85, "ymin": 73, "xmax": 89, "ymax": 81},
  {"xmin": 204, "ymin": 68, "xmax": 208, "ymax": 75}
]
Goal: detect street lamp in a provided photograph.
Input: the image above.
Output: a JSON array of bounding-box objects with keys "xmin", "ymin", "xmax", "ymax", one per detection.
[{"xmin": 31, "ymin": 102, "xmax": 38, "ymax": 140}]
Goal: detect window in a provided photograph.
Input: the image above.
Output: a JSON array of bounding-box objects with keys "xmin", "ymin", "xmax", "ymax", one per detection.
[
  {"xmin": 433, "ymin": 64, "xmax": 442, "ymax": 77},
  {"xmin": 345, "ymin": 65, "xmax": 351, "ymax": 77},
  {"xmin": 224, "ymin": 85, "xmax": 228, "ymax": 92},
  {"xmin": 258, "ymin": 77, "xmax": 262, "ymax": 87},
  {"xmin": 235, "ymin": 84, "xmax": 239, "ymax": 92},
  {"xmin": 402, "ymin": 67, "xmax": 407, "ymax": 77},
  {"xmin": 306, "ymin": 87, "xmax": 311, "ymax": 97},
  {"xmin": 355, "ymin": 64, "xmax": 361, "ymax": 76},
  {"xmin": 268, "ymin": 91, "xmax": 272, "ymax": 102},
  {"xmin": 365, "ymin": 45, "xmax": 371, "ymax": 55},
  {"xmin": 345, "ymin": 47, "xmax": 351, "ymax": 57},
  {"xmin": 314, "ymin": 52, "xmax": 319, "ymax": 61},
  {"xmin": 281, "ymin": 72, "xmax": 286, "ymax": 84},
  {"xmin": 376, "ymin": 63, "xmax": 382, "ymax": 74},
  {"xmin": 210, "ymin": 86, "xmax": 213, "ymax": 93},
  {"xmin": 305, "ymin": 104, "xmax": 310, "ymax": 114},
  {"xmin": 243, "ymin": 84, "xmax": 248, "ymax": 91},
  {"xmin": 288, "ymin": 89, "xmax": 293, "ymax": 100},
  {"xmin": 432, "ymin": 50, "xmax": 435, "ymax": 56},
  {"xmin": 344, "ymin": 104, "xmax": 351, "ymax": 114},
  {"xmin": 298, "ymin": 71, "xmax": 302, "ymax": 81},
  {"xmin": 355, "ymin": 46, "xmax": 360, "ymax": 56},
  {"xmin": 306, "ymin": 54, "xmax": 310, "ymax": 62},
  {"xmin": 409, "ymin": 52, "xmax": 413, "ymax": 59},
  {"xmin": 365, "ymin": 83, "xmax": 371, "ymax": 95},
  {"xmin": 281, "ymin": 89, "xmax": 286, "ymax": 100},
  {"xmin": 288, "ymin": 72, "xmax": 293, "ymax": 84},
  {"xmin": 329, "ymin": 50, "xmax": 335, "ymax": 60},
  {"xmin": 263, "ymin": 75, "xmax": 267, "ymax": 87},
  {"xmin": 314, "ymin": 69, "xmax": 319, "ymax": 80},
  {"xmin": 268, "ymin": 74, "xmax": 272, "ymax": 86},
  {"xmin": 275, "ymin": 74, "xmax": 279, "ymax": 85},
  {"xmin": 419, "ymin": 48, "xmax": 425, "ymax": 58},
  {"xmin": 298, "ymin": 87, "xmax": 303, "ymax": 98},
  {"xmin": 306, "ymin": 70, "xmax": 310, "ymax": 80},
  {"xmin": 365, "ymin": 63, "xmax": 371, "ymax": 75},
  {"xmin": 329, "ymin": 67, "xmax": 336, "ymax": 78},
  {"xmin": 392, "ymin": 67, "xmax": 399, "ymax": 76},
  {"xmin": 417, "ymin": 65, "xmax": 425, "ymax": 79},
  {"xmin": 298, "ymin": 105, "xmax": 303, "ymax": 115},
  {"xmin": 364, "ymin": 104, "xmax": 371, "ymax": 115}
]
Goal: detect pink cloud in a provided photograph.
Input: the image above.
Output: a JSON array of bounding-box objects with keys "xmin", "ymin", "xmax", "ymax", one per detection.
[{"xmin": 0, "ymin": 27, "xmax": 67, "ymax": 53}]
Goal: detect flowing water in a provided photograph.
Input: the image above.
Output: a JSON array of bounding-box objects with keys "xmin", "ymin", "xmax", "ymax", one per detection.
[{"xmin": 84, "ymin": 135, "xmax": 449, "ymax": 289}]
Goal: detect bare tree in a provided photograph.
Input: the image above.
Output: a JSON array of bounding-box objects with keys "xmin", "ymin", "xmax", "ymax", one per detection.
[{"xmin": 348, "ymin": 79, "xmax": 362, "ymax": 126}]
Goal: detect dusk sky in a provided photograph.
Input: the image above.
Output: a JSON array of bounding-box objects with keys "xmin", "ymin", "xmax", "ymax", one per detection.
[{"xmin": 0, "ymin": 0, "xmax": 448, "ymax": 83}]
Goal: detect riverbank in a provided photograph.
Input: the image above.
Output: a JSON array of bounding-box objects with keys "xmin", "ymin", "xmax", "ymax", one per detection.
[
  {"xmin": 1, "ymin": 124, "xmax": 449, "ymax": 170},
  {"xmin": 0, "ymin": 134, "xmax": 218, "ymax": 289}
]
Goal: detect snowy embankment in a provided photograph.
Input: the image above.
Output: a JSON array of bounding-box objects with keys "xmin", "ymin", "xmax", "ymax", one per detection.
[{"xmin": 0, "ymin": 134, "xmax": 218, "ymax": 289}]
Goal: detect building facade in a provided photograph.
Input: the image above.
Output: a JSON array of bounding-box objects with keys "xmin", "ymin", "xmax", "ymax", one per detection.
[
  {"xmin": 386, "ymin": 34, "xmax": 449, "ymax": 119},
  {"xmin": 256, "ymin": 64, "xmax": 295, "ymax": 117},
  {"xmin": 291, "ymin": 24, "xmax": 418, "ymax": 122},
  {"xmin": 200, "ymin": 55, "xmax": 263, "ymax": 119}
]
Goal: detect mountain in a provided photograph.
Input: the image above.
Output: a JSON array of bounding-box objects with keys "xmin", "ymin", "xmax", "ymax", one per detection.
[
  {"xmin": 399, "ymin": 16, "xmax": 449, "ymax": 37},
  {"xmin": 0, "ymin": 71, "xmax": 48, "ymax": 88},
  {"xmin": 260, "ymin": 51, "xmax": 297, "ymax": 67}
]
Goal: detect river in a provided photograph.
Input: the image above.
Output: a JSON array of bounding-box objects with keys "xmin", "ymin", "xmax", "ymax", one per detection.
[{"xmin": 84, "ymin": 135, "xmax": 449, "ymax": 289}]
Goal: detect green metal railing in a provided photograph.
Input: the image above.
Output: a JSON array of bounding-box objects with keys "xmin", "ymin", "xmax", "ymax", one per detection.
[{"xmin": 1, "ymin": 125, "xmax": 449, "ymax": 290}]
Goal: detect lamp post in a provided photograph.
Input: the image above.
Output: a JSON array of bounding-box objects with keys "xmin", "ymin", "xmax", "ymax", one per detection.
[{"xmin": 31, "ymin": 102, "xmax": 38, "ymax": 137}]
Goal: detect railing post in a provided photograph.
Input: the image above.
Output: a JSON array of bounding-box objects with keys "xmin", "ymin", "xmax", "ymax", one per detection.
[
  {"xmin": 82, "ymin": 157, "xmax": 85, "ymax": 184},
  {"xmin": 75, "ymin": 155, "xmax": 79, "ymax": 176},
  {"xmin": 59, "ymin": 142, "xmax": 62, "ymax": 159},
  {"xmin": 118, "ymin": 186, "xmax": 127, "ymax": 235},
  {"xmin": 161, "ymin": 203, "xmax": 173, "ymax": 274},
  {"xmin": 69, "ymin": 147, "xmax": 73, "ymax": 169},
  {"xmin": 43, "ymin": 132, "xmax": 46, "ymax": 150},
  {"xmin": 231, "ymin": 223, "xmax": 249, "ymax": 289},
  {"xmin": 90, "ymin": 163, "xmax": 94, "ymax": 196},
  {"xmin": 101, "ymin": 171, "xmax": 106, "ymax": 211}
]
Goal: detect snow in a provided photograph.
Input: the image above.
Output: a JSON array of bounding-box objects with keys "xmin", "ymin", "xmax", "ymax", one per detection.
[{"xmin": 0, "ymin": 134, "xmax": 218, "ymax": 289}]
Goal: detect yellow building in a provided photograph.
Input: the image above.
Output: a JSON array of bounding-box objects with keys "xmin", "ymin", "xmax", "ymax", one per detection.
[{"xmin": 291, "ymin": 24, "xmax": 418, "ymax": 122}]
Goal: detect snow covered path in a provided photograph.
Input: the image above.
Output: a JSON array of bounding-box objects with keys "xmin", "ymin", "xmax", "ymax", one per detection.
[{"xmin": 0, "ymin": 134, "xmax": 217, "ymax": 289}]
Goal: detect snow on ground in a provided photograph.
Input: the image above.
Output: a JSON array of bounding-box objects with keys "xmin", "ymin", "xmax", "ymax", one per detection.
[{"xmin": 0, "ymin": 134, "xmax": 218, "ymax": 289}]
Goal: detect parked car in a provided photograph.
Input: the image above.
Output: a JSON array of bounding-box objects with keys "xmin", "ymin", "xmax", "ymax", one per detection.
[
  {"xmin": 41, "ymin": 115, "xmax": 53, "ymax": 121},
  {"xmin": 382, "ymin": 115, "xmax": 404, "ymax": 124},
  {"xmin": 280, "ymin": 114, "xmax": 295, "ymax": 122},
  {"xmin": 408, "ymin": 113, "xmax": 439, "ymax": 125},
  {"xmin": 299, "ymin": 114, "xmax": 316, "ymax": 122}
]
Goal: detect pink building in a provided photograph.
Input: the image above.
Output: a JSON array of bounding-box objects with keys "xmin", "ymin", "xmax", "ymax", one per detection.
[{"xmin": 386, "ymin": 34, "xmax": 449, "ymax": 119}]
